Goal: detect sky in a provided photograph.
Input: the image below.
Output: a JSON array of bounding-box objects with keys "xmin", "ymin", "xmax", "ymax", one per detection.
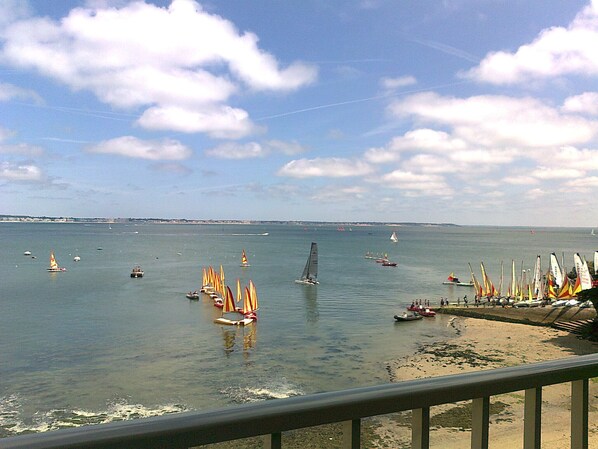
[{"xmin": 1, "ymin": 0, "xmax": 598, "ymax": 226}]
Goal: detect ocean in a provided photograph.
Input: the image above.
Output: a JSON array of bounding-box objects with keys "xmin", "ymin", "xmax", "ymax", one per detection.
[{"xmin": 0, "ymin": 222, "xmax": 595, "ymax": 436}]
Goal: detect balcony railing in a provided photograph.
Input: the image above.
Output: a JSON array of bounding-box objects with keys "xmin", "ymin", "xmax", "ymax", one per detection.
[{"xmin": 2, "ymin": 353, "xmax": 597, "ymax": 449}]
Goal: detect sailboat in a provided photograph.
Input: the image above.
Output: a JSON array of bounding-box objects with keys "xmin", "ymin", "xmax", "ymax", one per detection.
[
  {"xmin": 295, "ymin": 242, "xmax": 319, "ymax": 285},
  {"xmin": 47, "ymin": 251, "xmax": 66, "ymax": 272},
  {"xmin": 390, "ymin": 231, "xmax": 398, "ymax": 243},
  {"xmin": 240, "ymin": 249, "xmax": 250, "ymax": 267},
  {"xmin": 214, "ymin": 282, "xmax": 257, "ymax": 326}
]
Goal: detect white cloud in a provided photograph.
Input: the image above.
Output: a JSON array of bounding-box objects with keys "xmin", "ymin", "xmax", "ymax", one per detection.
[
  {"xmin": 0, "ymin": 0, "xmax": 317, "ymax": 138},
  {"xmin": 530, "ymin": 166, "xmax": 585, "ymax": 180},
  {"xmin": 278, "ymin": 158, "xmax": 374, "ymax": 178},
  {"xmin": 206, "ymin": 139, "xmax": 307, "ymax": 159},
  {"xmin": 380, "ymin": 75, "xmax": 417, "ymax": 90},
  {"xmin": 137, "ymin": 105, "xmax": 257, "ymax": 139},
  {"xmin": 388, "ymin": 92, "xmax": 598, "ymax": 148},
  {"xmin": 567, "ymin": 175, "xmax": 598, "ymax": 188},
  {"xmin": 311, "ymin": 186, "xmax": 367, "ymax": 202},
  {"xmin": 0, "ymin": 82, "xmax": 42, "ymax": 103},
  {"xmin": 377, "ymin": 170, "xmax": 453, "ymax": 196},
  {"xmin": 0, "ymin": 161, "xmax": 43, "ymax": 181},
  {"xmin": 562, "ymin": 92, "xmax": 598, "ymax": 115},
  {"xmin": 464, "ymin": 1, "xmax": 598, "ymax": 84},
  {"xmin": 86, "ymin": 136, "xmax": 192, "ymax": 160},
  {"xmin": 265, "ymin": 140, "xmax": 306, "ymax": 156},
  {"xmin": 205, "ymin": 142, "xmax": 266, "ymax": 159}
]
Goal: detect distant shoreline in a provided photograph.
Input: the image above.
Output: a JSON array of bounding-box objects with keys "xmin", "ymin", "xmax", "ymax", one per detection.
[{"xmin": 0, "ymin": 215, "xmax": 458, "ymax": 227}]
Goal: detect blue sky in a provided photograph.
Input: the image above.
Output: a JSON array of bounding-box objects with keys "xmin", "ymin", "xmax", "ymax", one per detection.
[{"xmin": 1, "ymin": 0, "xmax": 597, "ymax": 226}]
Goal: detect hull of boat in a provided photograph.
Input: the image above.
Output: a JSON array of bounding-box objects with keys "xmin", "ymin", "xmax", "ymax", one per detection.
[
  {"xmin": 394, "ymin": 314, "xmax": 422, "ymax": 322},
  {"xmin": 214, "ymin": 317, "xmax": 254, "ymax": 326},
  {"xmin": 442, "ymin": 281, "xmax": 473, "ymax": 286},
  {"xmin": 295, "ymin": 279, "xmax": 319, "ymax": 285},
  {"xmin": 186, "ymin": 294, "xmax": 199, "ymax": 300}
]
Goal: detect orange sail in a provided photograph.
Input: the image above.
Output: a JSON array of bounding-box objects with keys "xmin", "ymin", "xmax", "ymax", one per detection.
[
  {"xmin": 223, "ymin": 286, "xmax": 236, "ymax": 313},
  {"xmin": 240, "ymin": 250, "xmax": 250, "ymax": 267}
]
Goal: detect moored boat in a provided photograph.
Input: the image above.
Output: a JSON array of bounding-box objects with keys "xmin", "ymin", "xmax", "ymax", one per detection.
[
  {"xmin": 186, "ymin": 291, "xmax": 199, "ymax": 300},
  {"xmin": 130, "ymin": 266, "xmax": 144, "ymax": 278},
  {"xmin": 394, "ymin": 312, "xmax": 422, "ymax": 322}
]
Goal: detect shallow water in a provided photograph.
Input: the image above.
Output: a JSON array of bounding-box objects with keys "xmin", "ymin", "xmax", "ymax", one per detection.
[{"xmin": 0, "ymin": 222, "xmax": 594, "ymax": 435}]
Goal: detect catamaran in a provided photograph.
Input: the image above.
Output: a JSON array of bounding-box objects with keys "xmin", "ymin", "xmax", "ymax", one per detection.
[
  {"xmin": 47, "ymin": 251, "xmax": 66, "ymax": 272},
  {"xmin": 214, "ymin": 281, "xmax": 258, "ymax": 326},
  {"xmin": 295, "ymin": 242, "xmax": 319, "ymax": 285},
  {"xmin": 240, "ymin": 249, "xmax": 250, "ymax": 267}
]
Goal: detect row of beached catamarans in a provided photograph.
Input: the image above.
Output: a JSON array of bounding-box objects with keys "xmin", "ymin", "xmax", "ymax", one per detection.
[{"xmin": 456, "ymin": 252, "xmax": 598, "ymax": 307}]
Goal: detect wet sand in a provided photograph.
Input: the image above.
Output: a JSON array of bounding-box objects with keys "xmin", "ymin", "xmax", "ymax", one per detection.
[{"xmin": 378, "ymin": 315, "xmax": 598, "ymax": 448}]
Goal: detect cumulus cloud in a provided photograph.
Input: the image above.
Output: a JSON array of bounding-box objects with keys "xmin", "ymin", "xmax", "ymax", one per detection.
[
  {"xmin": 562, "ymin": 92, "xmax": 598, "ymax": 115},
  {"xmin": 278, "ymin": 158, "xmax": 374, "ymax": 178},
  {"xmin": 86, "ymin": 136, "xmax": 192, "ymax": 160},
  {"xmin": 464, "ymin": 1, "xmax": 598, "ymax": 84},
  {"xmin": 0, "ymin": 161, "xmax": 43, "ymax": 181},
  {"xmin": 205, "ymin": 142, "xmax": 266, "ymax": 159},
  {"xmin": 388, "ymin": 92, "xmax": 598, "ymax": 148},
  {"xmin": 206, "ymin": 139, "xmax": 307, "ymax": 159},
  {"xmin": 377, "ymin": 170, "xmax": 453, "ymax": 197},
  {"xmin": 0, "ymin": 0, "xmax": 317, "ymax": 139},
  {"xmin": 380, "ymin": 75, "xmax": 417, "ymax": 90}
]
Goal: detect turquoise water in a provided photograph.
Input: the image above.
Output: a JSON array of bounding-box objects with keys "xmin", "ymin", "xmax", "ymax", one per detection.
[{"xmin": 0, "ymin": 222, "xmax": 595, "ymax": 435}]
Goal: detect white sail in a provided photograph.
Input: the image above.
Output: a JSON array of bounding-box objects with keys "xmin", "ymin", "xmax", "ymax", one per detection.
[
  {"xmin": 550, "ymin": 253, "xmax": 563, "ymax": 288},
  {"xmin": 574, "ymin": 253, "xmax": 593, "ymax": 291},
  {"xmin": 390, "ymin": 231, "xmax": 398, "ymax": 243},
  {"xmin": 532, "ymin": 255, "xmax": 543, "ymax": 298},
  {"xmin": 594, "ymin": 251, "xmax": 598, "ymax": 276}
]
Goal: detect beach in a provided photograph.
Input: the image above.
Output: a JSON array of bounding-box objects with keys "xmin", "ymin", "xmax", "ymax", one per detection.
[{"xmin": 378, "ymin": 314, "xmax": 598, "ymax": 449}]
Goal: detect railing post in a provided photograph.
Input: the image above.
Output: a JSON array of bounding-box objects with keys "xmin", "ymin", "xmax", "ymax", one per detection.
[
  {"xmin": 263, "ymin": 432, "xmax": 281, "ymax": 449},
  {"xmin": 471, "ymin": 397, "xmax": 489, "ymax": 449},
  {"xmin": 523, "ymin": 387, "xmax": 541, "ymax": 449},
  {"xmin": 342, "ymin": 419, "xmax": 360, "ymax": 449},
  {"xmin": 571, "ymin": 379, "xmax": 588, "ymax": 449},
  {"xmin": 412, "ymin": 407, "xmax": 430, "ymax": 449}
]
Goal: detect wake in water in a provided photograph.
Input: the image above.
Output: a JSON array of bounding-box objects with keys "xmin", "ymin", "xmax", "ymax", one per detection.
[
  {"xmin": 0, "ymin": 395, "xmax": 188, "ymax": 437},
  {"xmin": 221, "ymin": 378, "xmax": 304, "ymax": 404}
]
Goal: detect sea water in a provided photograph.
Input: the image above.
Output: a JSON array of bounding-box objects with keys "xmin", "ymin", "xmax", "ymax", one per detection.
[{"xmin": 0, "ymin": 222, "xmax": 595, "ymax": 436}]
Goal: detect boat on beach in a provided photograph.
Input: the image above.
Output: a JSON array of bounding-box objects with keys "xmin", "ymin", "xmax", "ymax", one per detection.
[
  {"xmin": 295, "ymin": 242, "xmax": 319, "ymax": 285},
  {"xmin": 130, "ymin": 266, "xmax": 144, "ymax": 278}
]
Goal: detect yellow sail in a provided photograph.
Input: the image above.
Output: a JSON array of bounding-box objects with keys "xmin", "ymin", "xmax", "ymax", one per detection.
[
  {"xmin": 241, "ymin": 250, "xmax": 250, "ymax": 267},
  {"xmin": 49, "ymin": 252, "xmax": 58, "ymax": 270}
]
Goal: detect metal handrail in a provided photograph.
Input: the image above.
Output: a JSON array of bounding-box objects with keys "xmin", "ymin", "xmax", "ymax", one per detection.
[{"xmin": 2, "ymin": 353, "xmax": 598, "ymax": 449}]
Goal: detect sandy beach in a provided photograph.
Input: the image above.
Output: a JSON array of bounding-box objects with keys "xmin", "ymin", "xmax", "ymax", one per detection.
[{"xmin": 376, "ymin": 315, "xmax": 598, "ymax": 449}]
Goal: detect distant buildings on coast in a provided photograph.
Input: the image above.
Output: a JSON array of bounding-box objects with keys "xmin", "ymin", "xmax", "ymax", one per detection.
[{"xmin": 0, "ymin": 214, "xmax": 457, "ymax": 227}]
